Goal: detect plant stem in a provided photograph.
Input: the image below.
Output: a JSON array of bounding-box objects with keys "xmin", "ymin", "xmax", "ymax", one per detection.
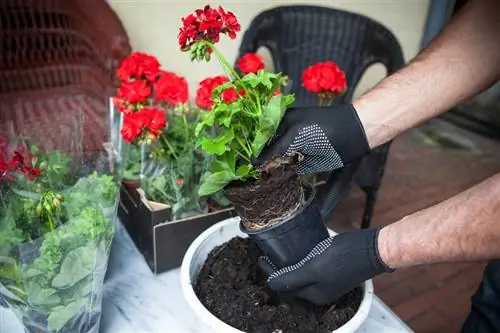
[
  {"xmin": 235, "ymin": 135, "xmax": 252, "ymax": 159},
  {"xmin": 182, "ymin": 113, "xmax": 190, "ymax": 145},
  {"xmin": 13, "ymin": 262, "xmax": 21, "ymax": 287},
  {"xmin": 206, "ymin": 41, "xmax": 242, "ymax": 81},
  {"xmin": 46, "ymin": 213, "xmax": 55, "ymax": 232},
  {"xmin": 233, "ymin": 148, "xmax": 251, "ymax": 163},
  {"xmin": 160, "ymin": 135, "xmax": 178, "ymax": 159},
  {"xmin": 205, "ymin": 41, "xmax": 260, "ymax": 110}
]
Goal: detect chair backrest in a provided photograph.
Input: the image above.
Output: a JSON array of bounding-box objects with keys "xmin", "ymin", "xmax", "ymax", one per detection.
[{"xmin": 236, "ymin": 5, "xmax": 405, "ymax": 106}]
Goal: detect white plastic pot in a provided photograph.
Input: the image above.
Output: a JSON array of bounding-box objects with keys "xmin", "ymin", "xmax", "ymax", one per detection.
[{"xmin": 180, "ymin": 217, "xmax": 374, "ymax": 333}]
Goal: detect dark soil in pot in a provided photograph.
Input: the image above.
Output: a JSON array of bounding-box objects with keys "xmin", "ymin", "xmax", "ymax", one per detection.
[
  {"xmin": 194, "ymin": 237, "xmax": 362, "ymax": 333},
  {"xmin": 224, "ymin": 155, "xmax": 304, "ymax": 231}
]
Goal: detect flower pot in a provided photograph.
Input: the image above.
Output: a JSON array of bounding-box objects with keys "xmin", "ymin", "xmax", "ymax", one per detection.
[
  {"xmin": 121, "ymin": 179, "xmax": 141, "ymax": 192},
  {"xmin": 180, "ymin": 217, "xmax": 374, "ymax": 333},
  {"xmin": 240, "ymin": 184, "xmax": 330, "ymax": 268}
]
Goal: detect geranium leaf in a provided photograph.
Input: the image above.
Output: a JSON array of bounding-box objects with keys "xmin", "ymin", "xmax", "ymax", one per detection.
[
  {"xmin": 51, "ymin": 244, "xmax": 96, "ymax": 289},
  {"xmin": 251, "ymin": 94, "xmax": 288, "ymax": 157},
  {"xmin": 235, "ymin": 164, "xmax": 252, "ymax": 178},
  {"xmin": 199, "ymin": 127, "xmax": 234, "ymax": 156},
  {"xmin": 198, "ymin": 171, "xmax": 236, "ymax": 196}
]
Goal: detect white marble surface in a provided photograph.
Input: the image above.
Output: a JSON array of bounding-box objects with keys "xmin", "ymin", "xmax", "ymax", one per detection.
[{"xmin": 1, "ymin": 220, "xmax": 414, "ymax": 333}]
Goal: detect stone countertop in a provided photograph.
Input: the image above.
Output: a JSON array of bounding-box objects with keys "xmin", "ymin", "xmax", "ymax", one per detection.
[{"xmin": 1, "ymin": 219, "xmax": 414, "ymax": 333}]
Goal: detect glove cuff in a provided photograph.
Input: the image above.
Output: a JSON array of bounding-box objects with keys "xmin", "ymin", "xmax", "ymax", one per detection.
[
  {"xmin": 371, "ymin": 227, "xmax": 395, "ymax": 273},
  {"xmin": 332, "ymin": 104, "xmax": 371, "ymax": 164}
]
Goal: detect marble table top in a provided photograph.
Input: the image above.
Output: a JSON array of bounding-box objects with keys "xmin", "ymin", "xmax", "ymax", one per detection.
[{"xmin": 1, "ymin": 219, "xmax": 414, "ymax": 333}]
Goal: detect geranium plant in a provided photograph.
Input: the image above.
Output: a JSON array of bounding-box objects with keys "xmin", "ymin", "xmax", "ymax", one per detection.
[
  {"xmin": 179, "ymin": 8, "xmax": 293, "ymax": 191},
  {"xmin": 0, "ymin": 127, "xmax": 120, "ymax": 333},
  {"xmin": 179, "ymin": 5, "xmax": 347, "ymax": 230},
  {"xmin": 114, "ymin": 52, "xmax": 231, "ymax": 218}
]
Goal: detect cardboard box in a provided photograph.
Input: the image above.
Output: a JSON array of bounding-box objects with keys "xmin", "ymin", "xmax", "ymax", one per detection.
[{"xmin": 117, "ymin": 184, "xmax": 236, "ymax": 274}]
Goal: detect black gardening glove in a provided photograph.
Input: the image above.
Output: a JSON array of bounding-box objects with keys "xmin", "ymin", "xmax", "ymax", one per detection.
[
  {"xmin": 259, "ymin": 228, "xmax": 393, "ymax": 305},
  {"xmin": 257, "ymin": 104, "xmax": 370, "ymax": 174}
]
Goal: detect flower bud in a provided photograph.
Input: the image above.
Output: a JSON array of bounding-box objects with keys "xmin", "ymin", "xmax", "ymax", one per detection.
[
  {"xmin": 36, "ymin": 203, "xmax": 43, "ymax": 216},
  {"xmin": 43, "ymin": 203, "xmax": 52, "ymax": 214}
]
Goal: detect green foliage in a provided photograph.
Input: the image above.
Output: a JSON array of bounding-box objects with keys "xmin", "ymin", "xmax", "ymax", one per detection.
[
  {"xmin": 128, "ymin": 106, "xmax": 230, "ymax": 219},
  {"xmin": 195, "ymin": 70, "xmax": 295, "ymax": 196},
  {"xmin": 0, "ymin": 143, "xmax": 118, "ymax": 332}
]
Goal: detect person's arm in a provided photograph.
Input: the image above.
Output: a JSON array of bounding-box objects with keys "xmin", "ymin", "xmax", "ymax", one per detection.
[
  {"xmin": 378, "ymin": 172, "xmax": 500, "ymax": 269},
  {"xmin": 355, "ymin": 0, "xmax": 500, "ymax": 149}
]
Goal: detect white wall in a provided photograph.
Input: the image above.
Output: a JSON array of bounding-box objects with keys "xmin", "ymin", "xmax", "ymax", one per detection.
[{"xmin": 109, "ymin": 0, "xmax": 430, "ymax": 98}]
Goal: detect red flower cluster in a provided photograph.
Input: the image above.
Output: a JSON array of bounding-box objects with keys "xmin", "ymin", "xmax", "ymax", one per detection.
[
  {"xmin": 302, "ymin": 61, "xmax": 347, "ymax": 94},
  {"xmin": 155, "ymin": 71, "xmax": 189, "ymax": 106},
  {"xmin": 117, "ymin": 80, "xmax": 151, "ymax": 105},
  {"xmin": 0, "ymin": 137, "xmax": 41, "ymax": 183},
  {"xmin": 116, "ymin": 51, "xmax": 161, "ymax": 82},
  {"xmin": 121, "ymin": 107, "xmax": 167, "ymax": 143},
  {"xmin": 237, "ymin": 53, "xmax": 265, "ymax": 74},
  {"xmin": 195, "ymin": 76, "xmax": 229, "ymax": 109},
  {"xmin": 221, "ymin": 87, "xmax": 245, "ymax": 104},
  {"xmin": 178, "ymin": 5, "xmax": 240, "ymax": 53},
  {"xmin": 115, "ymin": 52, "xmax": 190, "ymax": 143}
]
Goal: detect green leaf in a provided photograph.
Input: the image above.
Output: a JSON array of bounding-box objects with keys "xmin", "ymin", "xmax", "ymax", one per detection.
[
  {"xmin": 251, "ymin": 95, "xmax": 288, "ymax": 157},
  {"xmin": 195, "ymin": 111, "xmax": 215, "ymax": 137},
  {"xmin": 198, "ymin": 171, "xmax": 236, "ymax": 196},
  {"xmin": 48, "ymin": 300, "xmax": 84, "ymax": 332},
  {"xmin": 52, "ymin": 245, "xmax": 96, "ymax": 289},
  {"xmin": 236, "ymin": 164, "xmax": 252, "ymax": 178},
  {"xmin": 200, "ymin": 128, "xmax": 234, "ymax": 156},
  {"xmin": 27, "ymin": 283, "xmax": 61, "ymax": 306},
  {"xmin": 210, "ymin": 152, "xmax": 236, "ymax": 174},
  {"xmin": 242, "ymin": 71, "xmax": 279, "ymax": 90}
]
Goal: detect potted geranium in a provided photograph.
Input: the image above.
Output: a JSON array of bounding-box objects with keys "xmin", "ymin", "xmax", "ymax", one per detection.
[
  {"xmin": 177, "ymin": 4, "xmax": 372, "ymax": 333},
  {"xmin": 0, "ymin": 123, "xmax": 121, "ymax": 332}
]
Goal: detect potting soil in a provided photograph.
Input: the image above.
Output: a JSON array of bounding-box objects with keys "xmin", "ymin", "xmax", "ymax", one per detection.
[{"xmin": 194, "ymin": 237, "xmax": 362, "ymax": 333}]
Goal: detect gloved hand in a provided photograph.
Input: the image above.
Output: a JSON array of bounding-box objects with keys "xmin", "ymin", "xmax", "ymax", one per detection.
[
  {"xmin": 257, "ymin": 104, "xmax": 371, "ymax": 174},
  {"xmin": 259, "ymin": 227, "xmax": 394, "ymax": 305}
]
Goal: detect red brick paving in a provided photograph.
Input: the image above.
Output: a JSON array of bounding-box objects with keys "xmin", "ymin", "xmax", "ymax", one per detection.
[{"xmin": 327, "ymin": 118, "xmax": 500, "ymax": 332}]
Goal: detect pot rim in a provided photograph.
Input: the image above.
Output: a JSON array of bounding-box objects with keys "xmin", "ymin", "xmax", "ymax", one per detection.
[{"xmin": 180, "ymin": 217, "xmax": 374, "ymax": 333}]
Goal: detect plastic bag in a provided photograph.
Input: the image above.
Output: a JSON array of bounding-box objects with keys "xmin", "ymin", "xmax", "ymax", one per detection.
[
  {"xmin": 0, "ymin": 95, "xmax": 124, "ymax": 333},
  {"xmin": 138, "ymin": 106, "xmax": 211, "ymax": 220}
]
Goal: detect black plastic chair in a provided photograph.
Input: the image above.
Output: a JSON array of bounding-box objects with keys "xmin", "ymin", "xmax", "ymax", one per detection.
[{"xmin": 235, "ymin": 5, "xmax": 405, "ymax": 229}]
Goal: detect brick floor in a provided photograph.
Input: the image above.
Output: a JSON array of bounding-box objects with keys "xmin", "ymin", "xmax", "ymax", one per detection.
[{"xmin": 327, "ymin": 118, "xmax": 500, "ymax": 332}]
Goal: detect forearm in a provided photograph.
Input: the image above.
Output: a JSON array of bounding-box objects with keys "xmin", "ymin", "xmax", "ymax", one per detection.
[
  {"xmin": 378, "ymin": 173, "xmax": 500, "ymax": 269},
  {"xmin": 354, "ymin": 0, "xmax": 500, "ymax": 149}
]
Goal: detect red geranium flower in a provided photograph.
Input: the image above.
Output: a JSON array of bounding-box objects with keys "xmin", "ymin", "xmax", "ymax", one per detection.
[
  {"xmin": 237, "ymin": 53, "xmax": 265, "ymax": 74},
  {"xmin": 120, "ymin": 112, "xmax": 145, "ymax": 143},
  {"xmin": 120, "ymin": 107, "xmax": 167, "ymax": 143},
  {"xmin": 154, "ymin": 71, "xmax": 189, "ymax": 106},
  {"xmin": 178, "ymin": 5, "xmax": 240, "ymax": 52},
  {"xmin": 0, "ymin": 149, "xmax": 40, "ymax": 183},
  {"xmin": 117, "ymin": 51, "xmax": 161, "ymax": 82},
  {"xmin": 142, "ymin": 107, "xmax": 167, "ymax": 135},
  {"xmin": 195, "ymin": 76, "xmax": 229, "ymax": 109},
  {"xmin": 221, "ymin": 87, "xmax": 244, "ymax": 104},
  {"xmin": 117, "ymin": 80, "xmax": 152, "ymax": 104},
  {"xmin": 112, "ymin": 97, "xmax": 135, "ymax": 115},
  {"xmin": 302, "ymin": 61, "xmax": 347, "ymax": 94},
  {"xmin": 272, "ymin": 89, "xmax": 282, "ymax": 96}
]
